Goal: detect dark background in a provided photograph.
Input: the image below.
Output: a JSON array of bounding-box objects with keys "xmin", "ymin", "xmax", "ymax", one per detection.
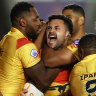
[{"xmin": 0, "ymin": 0, "xmax": 96, "ymax": 40}]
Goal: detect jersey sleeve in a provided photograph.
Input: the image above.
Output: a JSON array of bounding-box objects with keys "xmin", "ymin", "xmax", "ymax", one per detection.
[
  {"xmin": 67, "ymin": 39, "xmax": 80, "ymax": 61},
  {"xmin": 16, "ymin": 38, "xmax": 41, "ymax": 68}
]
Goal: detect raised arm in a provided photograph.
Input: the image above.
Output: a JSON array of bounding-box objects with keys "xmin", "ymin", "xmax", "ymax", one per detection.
[{"xmin": 34, "ymin": 24, "xmax": 47, "ymax": 50}]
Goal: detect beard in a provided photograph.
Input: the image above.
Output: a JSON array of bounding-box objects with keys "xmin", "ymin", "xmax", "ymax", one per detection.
[
  {"xmin": 53, "ymin": 41, "xmax": 64, "ymax": 50},
  {"xmin": 26, "ymin": 26, "xmax": 38, "ymax": 42},
  {"xmin": 53, "ymin": 44, "xmax": 62, "ymax": 50}
]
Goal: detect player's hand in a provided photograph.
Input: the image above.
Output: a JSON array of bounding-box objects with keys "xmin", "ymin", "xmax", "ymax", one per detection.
[
  {"xmin": 37, "ymin": 22, "xmax": 47, "ymax": 35},
  {"xmin": 40, "ymin": 18, "xmax": 46, "ymax": 25},
  {"xmin": 20, "ymin": 89, "xmax": 28, "ymax": 96},
  {"xmin": 35, "ymin": 23, "xmax": 47, "ymax": 50}
]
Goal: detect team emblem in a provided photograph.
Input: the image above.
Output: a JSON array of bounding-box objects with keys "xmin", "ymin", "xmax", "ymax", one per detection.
[
  {"xmin": 30, "ymin": 49, "xmax": 38, "ymax": 58},
  {"xmin": 72, "ymin": 39, "xmax": 79, "ymax": 48}
]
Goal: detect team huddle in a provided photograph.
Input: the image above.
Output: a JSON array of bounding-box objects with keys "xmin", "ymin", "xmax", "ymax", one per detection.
[{"xmin": 0, "ymin": 1, "xmax": 96, "ymax": 96}]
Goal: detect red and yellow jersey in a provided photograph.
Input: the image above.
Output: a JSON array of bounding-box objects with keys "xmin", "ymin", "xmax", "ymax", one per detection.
[
  {"xmin": 0, "ymin": 27, "xmax": 41, "ymax": 96},
  {"xmin": 70, "ymin": 54, "xmax": 96, "ymax": 96},
  {"xmin": 45, "ymin": 39, "xmax": 80, "ymax": 96},
  {"xmin": 67, "ymin": 39, "xmax": 80, "ymax": 61},
  {"xmin": 45, "ymin": 69, "xmax": 70, "ymax": 96}
]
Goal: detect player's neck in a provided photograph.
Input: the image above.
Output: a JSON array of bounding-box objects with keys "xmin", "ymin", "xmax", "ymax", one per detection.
[
  {"xmin": 71, "ymin": 28, "xmax": 86, "ymax": 41},
  {"xmin": 16, "ymin": 26, "xmax": 28, "ymax": 39}
]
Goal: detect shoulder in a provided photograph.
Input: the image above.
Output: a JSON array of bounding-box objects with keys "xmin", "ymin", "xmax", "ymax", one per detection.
[
  {"xmin": 0, "ymin": 34, "xmax": 17, "ymax": 46},
  {"xmin": 16, "ymin": 38, "xmax": 32, "ymax": 49},
  {"xmin": 71, "ymin": 61, "xmax": 86, "ymax": 76}
]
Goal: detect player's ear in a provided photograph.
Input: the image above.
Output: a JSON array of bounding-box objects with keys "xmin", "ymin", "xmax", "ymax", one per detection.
[
  {"xmin": 65, "ymin": 30, "xmax": 71, "ymax": 39},
  {"xmin": 19, "ymin": 18, "xmax": 26, "ymax": 27},
  {"xmin": 78, "ymin": 16, "xmax": 84, "ymax": 25}
]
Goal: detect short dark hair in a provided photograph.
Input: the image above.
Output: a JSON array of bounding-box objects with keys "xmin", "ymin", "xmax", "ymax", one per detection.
[
  {"xmin": 62, "ymin": 4, "xmax": 85, "ymax": 18},
  {"xmin": 78, "ymin": 33, "xmax": 96, "ymax": 54},
  {"xmin": 10, "ymin": 2, "xmax": 34, "ymax": 26},
  {"xmin": 48, "ymin": 15, "xmax": 73, "ymax": 35}
]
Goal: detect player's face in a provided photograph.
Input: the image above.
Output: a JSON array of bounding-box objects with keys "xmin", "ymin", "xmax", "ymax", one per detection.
[
  {"xmin": 62, "ymin": 9, "xmax": 79, "ymax": 33},
  {"xmin": 25, "ymin": 8, "xmax": 42, "ymax": 41},
  {"xmin": 46, "ymin": 19, "xmax": 69, "ymax": 49}
]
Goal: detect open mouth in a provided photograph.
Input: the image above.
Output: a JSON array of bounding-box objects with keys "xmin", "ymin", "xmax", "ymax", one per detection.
[
  {"xmin": 49, "ymin": 36, "xmax": 57, "ymax": 40},
  {"xmin": 47, "ymin": 33, "xmax": 57, "ymax": 48},
  {"xmin": 48, "ymin": 33, "xmax": 57, "ymax": 41},
  {"xmin": 47, "ymin": 33, "xmax": 57, "ymax": 46}
]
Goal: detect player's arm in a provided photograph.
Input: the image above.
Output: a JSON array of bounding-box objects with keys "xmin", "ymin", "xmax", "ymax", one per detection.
[
  {"xmin": 0, "ymin": 92, "xmax": 2, "ymax": 96},
  {"xmin": 24, "ymin": 61, "xmax": 61, "ymax": 92},
  {"xmin": 20, "ymin": 89, "xmax": 27, "ymax": 96},
  {"xmin": 34, "ymin": 23, "xmax": 47, "ymax": 50},
  {"xmin": 17, "ymin": 41, "xmax": 61, "ymax": 93},
  {"xmin": 43, "ymin": 45, "xmax": 78, "ymax": 67}
]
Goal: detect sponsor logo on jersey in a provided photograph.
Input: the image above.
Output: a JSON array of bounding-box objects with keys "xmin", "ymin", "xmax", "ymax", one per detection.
[
  {"xmin": 30, "ymin": 49, "xmax": 38, "ymax": 58},
  {"xmin": 81, "ymin": 72, "xmax": 96, "ymax": 80}
]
